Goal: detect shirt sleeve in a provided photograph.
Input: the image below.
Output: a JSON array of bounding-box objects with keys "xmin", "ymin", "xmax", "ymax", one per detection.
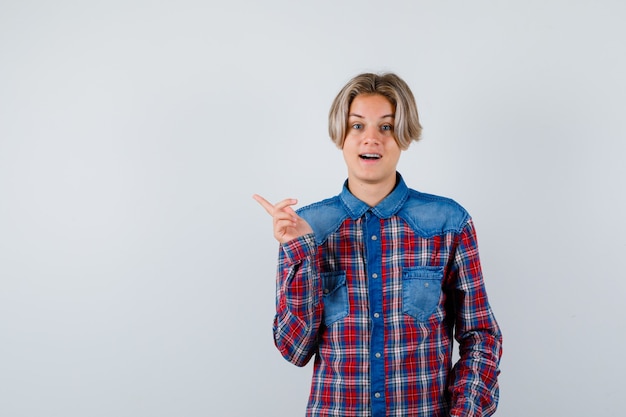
[
  {"xmin": 448, "ymin": 219, "xmax": 503, "ymax": 417},
  {"xmin": 272, "ymin": 233, "xmax": 324, "ymax": 367}
]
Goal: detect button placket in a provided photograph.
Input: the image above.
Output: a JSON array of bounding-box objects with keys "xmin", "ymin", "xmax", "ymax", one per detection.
[{"xmin": 365, "ymin": 212, "xmax": 385, "ymax": 416}]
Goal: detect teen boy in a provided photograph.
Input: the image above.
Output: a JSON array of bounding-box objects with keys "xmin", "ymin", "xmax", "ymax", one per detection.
[{"xmin": 253, "ymin": 73, "xmax": 502, "ymax": 417}]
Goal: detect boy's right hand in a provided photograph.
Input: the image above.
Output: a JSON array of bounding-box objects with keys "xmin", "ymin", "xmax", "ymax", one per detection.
[{"xmin": 252, "ymin": 194, "xmax": 313, "ymax": 244}]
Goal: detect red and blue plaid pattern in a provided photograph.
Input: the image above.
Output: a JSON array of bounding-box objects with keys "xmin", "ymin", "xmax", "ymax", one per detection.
[{"xmin": 272, "ymin": 177, "xmax": 502, "ymax": 417}]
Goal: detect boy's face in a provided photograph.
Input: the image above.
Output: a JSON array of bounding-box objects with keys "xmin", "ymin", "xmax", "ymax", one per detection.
[{"xmin": 342, "ymin": 94, "xmax": 401, "ymax": 190}]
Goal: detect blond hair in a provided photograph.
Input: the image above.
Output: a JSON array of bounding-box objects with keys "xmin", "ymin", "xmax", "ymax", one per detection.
[{"xmin": 328, "ymin": 72, "xmax": 422, "ymax": 150}]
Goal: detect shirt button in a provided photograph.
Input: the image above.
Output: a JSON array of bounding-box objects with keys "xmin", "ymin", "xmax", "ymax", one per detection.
[
  {"xmin": 375, "ymin": 352, "xmax": 381, "ymax": 358},
  {"xmin": 424, "ymin": 282, "xmax": 429, "ymax": 288},
  {"xmin": 374, "ymin": 392, "xmax": 381, "ymax": 398},
  {"xmin": 372, "ymin": 273, "xmax": 378, "ymax": 279},
  {"xmin": 323, "ymin": 288, "xmax": 329, "ymax": 294},
  {"xmin": 371, "ymin": 235, "xmax": 378, "ymax": 241},
  {"xmin": 373, "ymin": 312, "xmax": 380, "ymax": 318}
]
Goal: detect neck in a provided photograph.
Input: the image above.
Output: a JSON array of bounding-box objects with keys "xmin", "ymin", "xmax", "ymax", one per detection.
[{"xmin": 346, "ymin": 175, "xmax": 397, "ymax": 207}]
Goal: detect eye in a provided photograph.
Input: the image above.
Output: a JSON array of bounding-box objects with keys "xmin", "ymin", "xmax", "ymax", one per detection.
[
  {"xmin": 351, "ymin": 123, "xmax": 363, "ymax": 130},
  {"xmin": 381, "ymin": 124, "xmax": 393, "ymax": 132}
]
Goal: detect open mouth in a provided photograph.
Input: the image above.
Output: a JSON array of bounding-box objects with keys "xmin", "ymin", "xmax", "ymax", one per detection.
[{"xmin": 360, "ymin": 153, "xmax": 382, "ymax": 160}]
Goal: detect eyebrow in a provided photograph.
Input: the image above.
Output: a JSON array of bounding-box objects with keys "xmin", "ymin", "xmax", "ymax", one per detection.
[{"xmin": 348, "ymin": 113, "xmax": 395, "ymax": 119}]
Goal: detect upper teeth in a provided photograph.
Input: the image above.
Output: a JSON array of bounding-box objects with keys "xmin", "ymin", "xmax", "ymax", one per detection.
[{"xmin": 362, "ymin": 154, "xmax": 381, "ymax": 159}]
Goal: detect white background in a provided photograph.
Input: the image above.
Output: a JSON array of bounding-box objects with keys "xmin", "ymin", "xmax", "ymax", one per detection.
[{"xmin": 1, "ymin": 1, "xmax": 625, "ymax": 416}]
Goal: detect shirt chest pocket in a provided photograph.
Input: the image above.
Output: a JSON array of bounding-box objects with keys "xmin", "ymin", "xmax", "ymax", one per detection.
[
  {"xmin": 321, "ymin": 271, "xmax": 349, "ymax": 326},
  {"xmin": 402, "ymin": 266, "xmax": 443, "ymax": 322}
]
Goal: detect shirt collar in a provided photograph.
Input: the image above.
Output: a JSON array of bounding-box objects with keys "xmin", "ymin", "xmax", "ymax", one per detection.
[{"xmin": 340, "ymin": 172, "xmax": 409, "ymax": 219}]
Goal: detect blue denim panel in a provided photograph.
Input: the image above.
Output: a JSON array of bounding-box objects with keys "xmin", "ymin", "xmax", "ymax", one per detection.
[
  {"xmin": 321, "ymin": 271, "xmax": 349, "ymax": 325},
  {"xmin": 402, "ymin": 266, "xmax": 444, "ymax": 321},
  {"xmin": 297, "ymin": 196, "xmax": 348, "ymax": 246},
  {"xmin": 398, "ymin": 190, "xmax": 469, "ymax": 238}
]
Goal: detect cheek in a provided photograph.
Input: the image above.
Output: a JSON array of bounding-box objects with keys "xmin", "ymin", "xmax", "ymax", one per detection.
[
  {"xmin": 386, "ymin": 145, "xmax": 402, "ymax": 162},
  {"xmin": 341, "ymin": 145, "xmax": 351, "ymax": 161},
  {"xmin": 385, "ymin": 140, "xmax": 401, "ymax": 153},
  {"xmin": 342, "ymin": 137, "xmax": 357, "ymax": 152}
]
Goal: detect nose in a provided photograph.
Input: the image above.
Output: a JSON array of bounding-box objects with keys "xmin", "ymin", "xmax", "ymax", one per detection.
[{"xmin": 363, "ymin": 125, "xmax": 382, "ymax": 144}]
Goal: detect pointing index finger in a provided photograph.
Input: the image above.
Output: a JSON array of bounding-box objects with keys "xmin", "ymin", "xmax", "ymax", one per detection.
[
  {"xmin": 253, "ymin": 194, "xmax": 300, "ymax": 217},
  {"xmin": 252, "ymin": 194, "xmax": 275, "ymax": 215}
]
